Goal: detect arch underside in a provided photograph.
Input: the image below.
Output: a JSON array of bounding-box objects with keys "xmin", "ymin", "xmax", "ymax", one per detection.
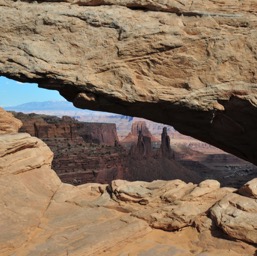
[{"xmin": 0, "ymin": 0, "xmax": 257, "ymax": 164}]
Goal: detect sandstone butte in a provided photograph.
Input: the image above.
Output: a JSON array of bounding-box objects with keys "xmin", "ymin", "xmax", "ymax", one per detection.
[
  {"xmin": 0, "ymin": 0, "xmax": 257, "ymax": 255},
  {"xmin": 1, "ymin": 107, "xmax": 257, "ymax": 255},
  {"xmin": 0, "ymin": 0, "xmax": 256, "ymax": 165}
]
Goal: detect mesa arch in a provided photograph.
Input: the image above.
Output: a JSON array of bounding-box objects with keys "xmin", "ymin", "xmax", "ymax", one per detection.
[{"xmin": 0, "ymin": 0, "xmax": 257, "ymax": 164}]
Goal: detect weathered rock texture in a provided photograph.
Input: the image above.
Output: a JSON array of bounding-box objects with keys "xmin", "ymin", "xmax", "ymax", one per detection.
[
  {"xmin": 0, "ymin": 0, "xmax": 256, "ymax": 165},
  {"xmin": 0, "ymin": 107, "xmax": 22, "ymax": 134},
  {"xmin": 0, "ymin": 108, "xmax": 257, "ymax": 255},
  {"xmin": 211, "ymin": 193, "xmax": 257, "ymax": 244}
]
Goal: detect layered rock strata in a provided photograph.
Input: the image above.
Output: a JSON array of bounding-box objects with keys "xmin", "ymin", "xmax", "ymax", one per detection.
[
  {"xmin": 14, "ymin": 112, "xmax": 119, "ymax": 146},
  {"xmin": 123, "ymin": 120, "xmax": 158, "ymax": 143},
  {"xmin": 0, "ymin": 0, "xmax": 257, "ymax": 165},
  {"xmin": 12, "ymin": 112, "xmax": 125, "ymax": 184}
]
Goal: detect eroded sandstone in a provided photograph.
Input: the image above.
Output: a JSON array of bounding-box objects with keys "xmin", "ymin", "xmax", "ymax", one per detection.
[
  {"xmin": 210, "ymin": 192, "xmax": 257, "ymax": 244},
  {"xmin": 0, "ymin": 0, "xmax": 256, "ymax": 165},
  {"xmin": 0, "ymin": 107, "xmax": 22, "ymax": 134}
]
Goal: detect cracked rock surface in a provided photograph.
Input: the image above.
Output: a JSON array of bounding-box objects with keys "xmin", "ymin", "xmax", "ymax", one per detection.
[{"xmin": 0, "ymin": 0, "xmax": 257, "ymax": 164}]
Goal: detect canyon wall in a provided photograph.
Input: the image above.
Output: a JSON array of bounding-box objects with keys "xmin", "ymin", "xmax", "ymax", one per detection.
[
  {"xmin": 13, "ymin": 112, "xmax": 201, "ymax": 185},
  {"xmin": 12, "ymin": 112, "xmax": 124, "ymax": 184},
  {"xmin": 0, "ymin": 0, "xmax": 257, "ymax": 165},
  {"xmin": 11, "ymin": 111, "xmax": 257, "ymax": 187},
  {"xmin": 14, "ymin": 112, "xmax": 119, "ymax": 145}
]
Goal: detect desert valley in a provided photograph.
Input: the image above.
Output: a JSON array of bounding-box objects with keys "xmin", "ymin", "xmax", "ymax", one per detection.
[{"xmin": 10, "ymin": 108, "xmax": 257, "ymax": 188}]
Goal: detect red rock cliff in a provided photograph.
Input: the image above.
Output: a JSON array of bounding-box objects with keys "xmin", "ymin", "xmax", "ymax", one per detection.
[{"xmin": 14, "ymin": 112, "xmax": 119, "ymax": 146}]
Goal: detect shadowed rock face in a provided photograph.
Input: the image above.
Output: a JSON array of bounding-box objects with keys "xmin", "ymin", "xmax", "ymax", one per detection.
[{"xmin": 0, "ymin": 0, "xmax": 257, "ymax": 164}]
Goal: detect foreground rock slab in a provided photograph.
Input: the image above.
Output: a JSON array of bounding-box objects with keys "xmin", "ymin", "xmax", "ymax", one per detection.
[
  {"xmin": 211, "ymin": 193, "xmax": 257, "ymax": 244},
  {"xmin": 110, "ymin": 179, "xmax": 236, "ymax": 231},
  {"xmin": 0, "ymin": 110, "xmax": 151, "ymax": 255},
  {"xmin": 0, "ymin": 0, "xmax": 257, "ymax": 165},
  {"xmin": 238, "ymin": 178, "xmax": 257, "ymax": 199}
]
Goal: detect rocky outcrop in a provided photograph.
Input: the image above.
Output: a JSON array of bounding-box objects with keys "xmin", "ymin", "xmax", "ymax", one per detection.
[
  {"xmin": 129, "ymin": 130, "xmax": 152, "ymax": 158},
  {"xmin": 0, "ymin": 0, "xmax": 256, "ymax": 165},
  {"xmin": 109, "ymin": 178, "xmax": 257, "ymax": 247},
  {"xmin": 110, "ymin": 179, "xmax": 235, "ymax": 231},
  {"xmin": 0, "ymin": 107, "xmax": 22, "ymax": 134},
  {"xmin": 11, "ymin": 112, "xmax": 125, "ymax": 184},
  {"xmin": 0, "ymin": 108, "xmax": 62, "ymax": 254},
  {"xmin": 14, "ymin": 112, "xmax": 119, "ymax": 146},
  {"xmin": 160, "ymin": 127, "xmax": 174, "ymax": 158},
  {"xmin": 238, "ymin": 178, "xmax": 257, "ymax": 199},
  {"xmin": 210, "ymin": 192, "xmax": 257, "ymax": 244},
  {"xmin": 122, "ymin": 120, "xmax": 158, "ymax": 143}
]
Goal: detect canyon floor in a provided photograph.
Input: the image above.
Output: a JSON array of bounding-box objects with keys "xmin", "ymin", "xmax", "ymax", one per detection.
[{"xmin": 12, "ymin": 111, "xmax": 257, "ymax": 188}]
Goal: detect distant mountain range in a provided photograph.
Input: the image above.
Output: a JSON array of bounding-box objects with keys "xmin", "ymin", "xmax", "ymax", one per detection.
[
  {"xmin": 4, "ymin": 100, "xmax": 131, "ymax": 117},
  {"xmin": 4, "ymin": 100, "xmax": 99, "ymax": 114},
  {"xmin": 5, "ymin": 101, "xmax": 78, "ymax": 111}
]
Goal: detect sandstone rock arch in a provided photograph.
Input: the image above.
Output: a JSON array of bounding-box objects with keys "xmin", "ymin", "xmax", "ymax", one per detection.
[{"xmin": 0, "ymin": 0, "xmax": 256, "ymax": 165}]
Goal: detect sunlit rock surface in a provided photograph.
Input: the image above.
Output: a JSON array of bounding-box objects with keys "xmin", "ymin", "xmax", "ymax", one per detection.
[
  {"xmin": 0, "ymin": 107, "xmax": 22, "ymax": 134},
  {"xmin": 0, "ymin": 0, "xmax": 257, "ymax": 165}
]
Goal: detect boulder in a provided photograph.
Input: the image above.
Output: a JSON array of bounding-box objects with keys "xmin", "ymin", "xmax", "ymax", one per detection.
[
  {"xmin": 238, "ymin": 178, "xmax": 257, "ymax": 199},
  {"xmin": 210, "ymin": 193, "xmax": 257, "ymax": 244}
]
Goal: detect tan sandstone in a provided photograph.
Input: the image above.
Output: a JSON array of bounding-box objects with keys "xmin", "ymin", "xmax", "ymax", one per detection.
[
  {"xmin": 0, "ymin": 0, "xmax": 256, "ymax": 165},
  {"xmin": 238, "ymin": 178, "xmax": 257, "ymax": 199},
  {"xmin": 0, "ymin": 107, "xmax": 22, "ymax": 134},
  {"xmin": 210, "ymin": 192, "xmax": 257, "ymax": 244}
]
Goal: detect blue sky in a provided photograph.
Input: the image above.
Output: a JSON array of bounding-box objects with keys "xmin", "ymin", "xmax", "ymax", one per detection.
[{"xmin": 0, "ymin": 76, "xmax": 64, "ymax": 107}]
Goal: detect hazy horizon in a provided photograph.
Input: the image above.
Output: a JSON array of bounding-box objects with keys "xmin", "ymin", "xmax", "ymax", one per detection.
[{"xmin": 0, "ymin": 76, "xmax": 64, "ymax": 107}]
